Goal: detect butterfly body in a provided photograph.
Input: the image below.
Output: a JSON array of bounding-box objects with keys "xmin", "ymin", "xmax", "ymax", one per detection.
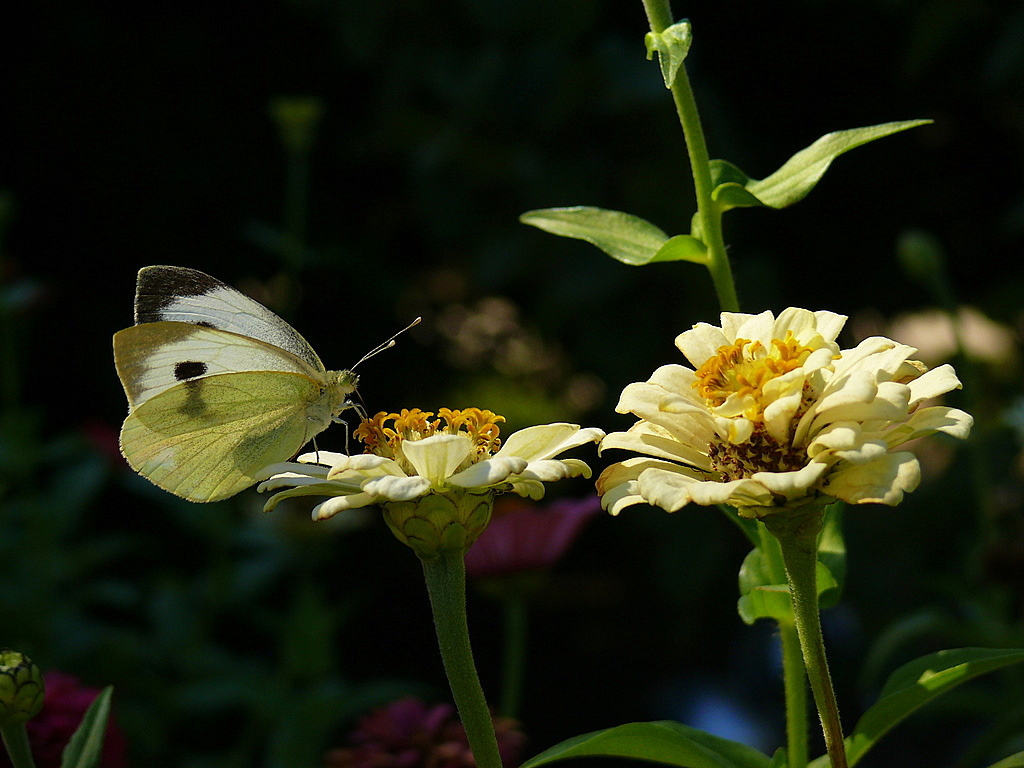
[{"xmin": 114, "ymin": 266, "xmax": 357, "ymax": 502}]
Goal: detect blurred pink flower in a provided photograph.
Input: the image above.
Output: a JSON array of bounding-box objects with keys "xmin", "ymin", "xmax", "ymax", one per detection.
[
  {"xmin": 0, "ymin": 671, "xmax": 128, "ymax": 768},
  {"xmin": 325, "ymin": 696, "xmax": 524, "ymax": 768},
  {"xmin": 464, "ymin": 496, "xmax": 601, "ymax": 579}
]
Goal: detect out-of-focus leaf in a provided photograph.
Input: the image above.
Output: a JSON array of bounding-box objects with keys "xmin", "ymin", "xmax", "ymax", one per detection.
[
  {"xmin": 807, "ymin": 648, "xmax": 1024, "ymax": 767},
  {"xmin": 985, "ymin": 750, "xmax": 1024, "ymax": 768},
  {"xmin": 521, "ymin": 721, "xmax": 771, "ymax": 768},
  {"xmin": 60, "ymin": 686, "xmax": 112, "ymax": 768}
]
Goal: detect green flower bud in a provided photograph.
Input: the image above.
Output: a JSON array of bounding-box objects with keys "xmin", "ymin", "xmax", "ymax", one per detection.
[
  {"xmin": 382, "ymin": 491, "xmax": 494, "ymax": 560},
  {"xmin": 0, "ymin": 649, "xmax": 45, "ymax": 726}
]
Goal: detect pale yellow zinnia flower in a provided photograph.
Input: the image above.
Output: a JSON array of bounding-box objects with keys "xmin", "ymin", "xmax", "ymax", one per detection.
[
  {"xmin": 597, "ymin": 308, "xmax": 972, "ymax": 519},
  {"xmin": 258, "ymin": 408, "xmax": 603, "ymax": 558}
]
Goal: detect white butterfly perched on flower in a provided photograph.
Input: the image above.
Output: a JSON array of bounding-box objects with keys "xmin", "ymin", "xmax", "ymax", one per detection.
[{"xmin": 114, "ymin": 265, "xmax": 361, "ymax": 503}]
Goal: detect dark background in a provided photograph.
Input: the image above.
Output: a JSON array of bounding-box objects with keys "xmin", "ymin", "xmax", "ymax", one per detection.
[{"xmin": 2, "ymin": 1, "xmax": 1023, "ymax": 766}]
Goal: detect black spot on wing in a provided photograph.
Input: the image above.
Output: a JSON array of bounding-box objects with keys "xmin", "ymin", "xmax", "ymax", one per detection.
[
  {"xmin": 175, "ymin": 360, "xmax": 208, "ymax": 381},
  {"xmin": 135, "ymin": 266, "xmax": 228, "ymax": 323},
  {"xmin": 194, "ymin": 320, "xmax": 215, "ymax": 328}
]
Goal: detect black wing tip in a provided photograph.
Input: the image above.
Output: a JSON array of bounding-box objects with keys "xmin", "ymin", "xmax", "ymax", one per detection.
[{"xmin": 135, "ymin": 265, "xmax": 227, "ymax": 323}]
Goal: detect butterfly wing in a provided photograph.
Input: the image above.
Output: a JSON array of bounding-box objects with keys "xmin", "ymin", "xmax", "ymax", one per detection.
[
  {"xmin": 133, "ymin": 265, "xmax": 326, "ymax": 372},
  {"xmin": 114, "ymin": 321, "xmax": 326, "ymax": 408},
  {"xmin": 119, "ymin": 370, "xmax": 331, "ymax": 502}
]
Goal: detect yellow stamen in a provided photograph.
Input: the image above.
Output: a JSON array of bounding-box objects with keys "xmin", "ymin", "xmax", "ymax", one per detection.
[
  {"xmin": 354, "ymin": 408, "xmax": 505, "ymax": 461},
  {"xmin": 693, "ymin": 332, "xmax": 815, "ymax": 412}
]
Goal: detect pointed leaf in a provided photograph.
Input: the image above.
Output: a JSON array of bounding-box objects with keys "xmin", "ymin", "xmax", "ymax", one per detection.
[
  {"xmin": 520, "ymin": 207, "xmax": 670, "ymax": 266},
  {"xmin": 747, "ymin": 120, "xmax": 931, "ymax": 209},
  {"xmin": 521, "ymin": 721, "xmax": 772, "ymax": 768},
  {"xmin": 645, "ymin": 20, "xmax": 693, "ymax": 89},
  {"xmin": 60, "ymin": 686, "xmax": 113, "ymax": 768},
  {"xmin": 708, "ymin": 121, "xmax": 931, "ymax": 212},
  {"xmin": 807, "ymin": 648, "xmax": 1024, "ymax": 768}
]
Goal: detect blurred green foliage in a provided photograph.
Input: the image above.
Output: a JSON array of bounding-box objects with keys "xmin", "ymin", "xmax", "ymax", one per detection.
[{"xmin": 3, "ymin": 0, "xmax": 1024, "ymax": 766}]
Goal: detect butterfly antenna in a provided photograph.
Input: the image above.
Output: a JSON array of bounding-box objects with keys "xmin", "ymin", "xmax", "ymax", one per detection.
[{"xmin": 350, "ymin": 317, "xmax": 422, "ymax": 369}]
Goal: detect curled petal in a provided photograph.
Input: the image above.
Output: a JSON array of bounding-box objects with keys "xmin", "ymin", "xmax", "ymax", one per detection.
[
  {"xmin": 507, "ymin": 478, "xmax": 547, "ymax": 500},
  {"xmin": 519, "ymin": 458, "xmax": 593, "ymax": 482},
  {"xmin": 883, "ymin": 405, "xmax": 974, "ymax": 447},
  {"xmin": 449, "ymin": 456, "xmax": 529, "ymax": 488},
  {"xmin": 637, "ymin": 467, "xmax": 773, "ymax": 510},
  {"xmin": 600, "ymin": 422, "xmax": 712, "ymax": 469},
  {"xmin": 495, "ymin": 424, "xmax": 604, "ymax": 463},
  {"xmin": 260, "ymin": 480, "xmax": 359, "ymax": 513},
  {"xmin": 312, "ymin": 492, "xmax": 377, "ymax": 520},
  {"xmin": 361, "ymin": 474, "xmax": 432, "ymax": 501},
  {"xmin": 751, "ymin": 462, "xmax": 828, "ymax": 497},
  {"xmin": 907, "ymin": 364, "xmax": 963, "ymax": 405},
  {"xmin": 825, "ymin": 451, "xmax": 920, "ymax": 505}
]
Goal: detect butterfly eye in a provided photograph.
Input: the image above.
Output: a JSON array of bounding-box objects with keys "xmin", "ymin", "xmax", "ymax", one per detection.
[{"xmin": 174, "ymin": 361, "xmax": 208, "ymax": 381}]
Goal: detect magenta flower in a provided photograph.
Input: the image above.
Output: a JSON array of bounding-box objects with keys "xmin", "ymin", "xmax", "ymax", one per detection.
[
  {"xmin": 325, "ymin": 696, "xmax": 524, "ymax": 768},
  {"xmin": 0, "ymin": 671, "xmax": 128, "ymax": 768},
  {"xmin": 463, "ymin": 496, "xmax": 601, "ymax": 580}
]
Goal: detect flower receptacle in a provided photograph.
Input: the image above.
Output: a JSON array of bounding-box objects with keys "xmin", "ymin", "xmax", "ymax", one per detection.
[{"xmin": 383, "ymin": 491, "xmax": 495, "ymax": 559}]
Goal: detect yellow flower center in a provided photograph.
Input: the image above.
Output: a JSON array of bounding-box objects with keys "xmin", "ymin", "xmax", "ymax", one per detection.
[
  {"xmin": 693, "ymin": 332, "xmax": 816, "ymax": 414},
  {"xmin": 354, "ymin": 408, "xmax": 504, "ymax": 465}
]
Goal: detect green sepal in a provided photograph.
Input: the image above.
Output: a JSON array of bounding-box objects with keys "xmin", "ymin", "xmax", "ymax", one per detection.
[
  {"xmin": 710, "ymin": 120, "xmax": 932, "ymax": 212},
  {"xmin": 520, "ymin": 721, "xmax": 771, "ymax": 768},
  {"xmin": 767, "ymin": 749, "xmax": 788, "ymax": 768},
  {"xmin": 59, "ymin": 686, "xmax": 113, "ymax": 768},
  {"xmin": 806, "ymin": 648, "xmax": 1024, "ymax": 768},
  {"xmin": 644, "ymin": 20, "xmax": 693, "ymax": 89},
  {"xmin": 521, "ymin": 206, "xmax": 671, "ymax": 266}
]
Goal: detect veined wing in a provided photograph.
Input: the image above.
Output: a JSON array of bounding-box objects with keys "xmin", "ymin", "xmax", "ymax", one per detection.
[
  {"xmin": 133, "ymin": 265, "xmax": 325, "ymax": 371},
  {"xmin": 114, "ymin": 321, "xmax": 323, "ymax": 408},
  {"xmin": 119, "ymin": 370, "xmax": 331, "ymax": 502}
]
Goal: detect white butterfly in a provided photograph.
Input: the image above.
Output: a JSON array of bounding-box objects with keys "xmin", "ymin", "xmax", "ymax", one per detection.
[{"xmin": 113, "ymin": 265, "xmax": 358, "ymax": 503}]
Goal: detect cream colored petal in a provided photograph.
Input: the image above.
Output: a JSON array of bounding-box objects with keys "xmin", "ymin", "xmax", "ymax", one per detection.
[
  {"xmin": 763, "ymin": 388, "xmax": 804, "ymax": 443},
  {"xmin": 508, "ymin": 478, "xmax": 546, "ymax": 500},
  {"xmin": 448, "ymin": 456, "xmax": 529, "ymax": 488},
  {"xmin": 648, "ymin": 364, "xmax": 701, "ymax": 397},
  {"xmin": 675, "ymin": 323, "xmax": 731, "ymax": 368},
  {"xmin": 809, "ymin": 380, "xmax": 910, "ymax": 434},
  {"xmin": 806, "ymin": 422, "xmax": 863, "ymax": 458},
  {"xmin": 326, "ymin": 453, "xmax": 403, "ymax": 476},
  {"xmin": 259, "ymin": 480, "xmax": 360, "ymax": 512},
  {"xmin": 751, "ymin": 461, "xmax": 828, "ymax": 497},
  {"xmin": 255, "ymin": 461, "xmax": 332, "ymax": 482},
  {"xmin": 361, "ymin": 474, "xmax": 432, "ymax": 500},
  {"xmin": 774, "ymin": 307, "xmax": 820, "ymax": 342},
  {"xmin": 832, "ymin": 439, "xmax": 889, "ymax": 464},
  {"xmin": 812, "ymin": 310, "xmax": 848, "ymax": 343},
  {"xmin": 881, "ymin": 406, "xmax": 974, "ymax": 447},
  {"xmin": 601, "ymin": 479, "xmax": 645, "ymax": 516},
  {"xmin": 494, "ymin": 423, "xmax": 604, "ymax": 462},
  {"xmin": 257, "ymin": 472, "xmax": 338, "ymax": 493},
  {"xmin": 638, "ymin": 467, "xmax": 774, "ymax": 510},
  {"xmin": 734, "ymin": 310, "xmax": 776, "ymax": 344},
  {"xmin": 402, "ymin": 434, "xmax": 473, "ymax": 483},
  {"xmin": 312, "ymin": 492, "xmax": 376, "ymax": 520},
  {"xmin": 596, "ymin": 456, "xmax": 699, "ymax": 496},
  {"xmin": 518, "ymin": 458, "xmax": 593, "ymax": 482},
  {"xmin": 294, "ymin": 450, "xmax": 349, "ymax": 467},
  {"xmin": 716, "ymin": 415, "xmax": 754, "ymax": 444},
  {"xmin": 599, "ymin": 422, "xmax": 712, "ymax": 469},
  {"xmin": 824, "ymin": 451, "xmax": 920, "ymax": 505},
  {"xmin": 616, "ymin": 381, "xmax": 710, "ymax": 423},
  {"xmin": 907, "ymin": 364, "xmax": 963, "ymax": 405}
]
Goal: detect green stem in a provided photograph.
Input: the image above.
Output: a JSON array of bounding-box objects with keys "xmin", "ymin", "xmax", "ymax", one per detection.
[
  {"xmin": 499, "ymin": 596, "xmax": 528, "ymax": 719},
  {"xmin": 766, "ymin": 511, "xmax": 847, "ymax": 768},
  {"xmin": 1, "ymin": 723, "xmax": 37, "ymax": 768},
  {"xmin": 421, "ymin": 553, "xmax": 504, "ymax": 768},
  {"xmin": 642, "ymin": 0, "xmax": 740, "ymax": 313},
  {"xmin": 780, "ymin": 621, "xmax": 809, "ymax": 767},
  {"xmin": 755, "ymin": 522, "xmax": 809, "ymax": 766}
]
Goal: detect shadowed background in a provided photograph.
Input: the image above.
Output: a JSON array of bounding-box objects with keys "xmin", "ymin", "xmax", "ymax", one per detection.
[{"xmin": 2, "ymin": 1, "xmax": 1023, "ymax": 766}]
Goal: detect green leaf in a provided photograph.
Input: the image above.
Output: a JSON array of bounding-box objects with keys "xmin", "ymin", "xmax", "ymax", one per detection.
[
  {"xmin": 60, "ymin": 686, "xmax": 113, "ymax": 768},
  {"xmin": 816, "ymin": 503, "xmax": 846, "ymax": 608},
  {"xmin": 644, "ymin": 20, "xmax": 693, "ymax": 89},
  {"xmin": 521, "ymin": 721, "xmax": 771, "ymax": 768},
  {"xmin": 520, "ymin": 207, "xmax": 670, "ymax": 266},
  {"xmin": 807, "ymin": 648, "xmax": 1024, "ymax": 768},
  {"xmin": 737, "ymin": 556, "xmax": 837, "ymax": 625},
  {"xmin": 651, "ymin": 234, "xmax": 708, "ymax": 264},
  {"xmin": 710, "ymin": 120, "xmax": 931, "ymax": 212},
  {"xmin": 985, "ymin": 750, "xmax": 1024, "ymax": 768}
]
